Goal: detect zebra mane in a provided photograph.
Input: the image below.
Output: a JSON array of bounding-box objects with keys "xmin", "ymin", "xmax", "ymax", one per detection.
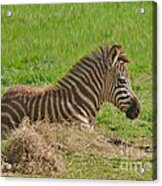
[
  {"xmin": 108, "ymin": 44, "xmax": 131, "ymax": 64},
  {"xmin": 87, "ymin": 43, "xmax": 131, "ymax": 65},
  {"xmin": 56, "ymin": 43, "xmax": 131, "ymax": 89},
  {"xmin": 63, "ymin": 43, "xmax": 130, "ymax": 73}
]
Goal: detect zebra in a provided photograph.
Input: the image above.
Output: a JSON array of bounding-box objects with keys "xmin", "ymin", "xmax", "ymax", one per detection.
[{"xmin": 1, "ymin": 43, "xmax": 140, "ymax": 138}]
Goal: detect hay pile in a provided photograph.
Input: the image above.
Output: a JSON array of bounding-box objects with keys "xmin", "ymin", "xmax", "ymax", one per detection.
[
  {"xmin": 1, "ymin": 119, "xmax": 152, "ymax": 177},
  {"xmin": 2, "ymin": 119, "xmax": 65, "ymax": 177}
]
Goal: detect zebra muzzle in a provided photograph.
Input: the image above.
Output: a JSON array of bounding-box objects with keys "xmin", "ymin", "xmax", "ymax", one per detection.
[{"xmin": 126, "ymin": 97, "xmax": 140, "ymax": 120}]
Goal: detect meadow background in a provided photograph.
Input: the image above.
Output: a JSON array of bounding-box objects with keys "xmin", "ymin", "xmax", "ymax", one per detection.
[{"xmin": 1, "ymin": 2, "xmax": 156, "ymax": 180}]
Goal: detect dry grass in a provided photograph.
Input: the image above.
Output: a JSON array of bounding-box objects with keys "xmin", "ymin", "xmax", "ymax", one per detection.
[
  {"xmin": 2, "ymin": 119, "xmax": 65, "ymax": 177},
  {"xmin": 1, "ymin": 118, "xmax": 153, "ymax": 177}
]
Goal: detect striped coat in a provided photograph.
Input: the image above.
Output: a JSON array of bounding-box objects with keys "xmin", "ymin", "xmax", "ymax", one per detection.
[{"xmin": 1, "ymin": 43, "xmax": 140, "ymax": 138}]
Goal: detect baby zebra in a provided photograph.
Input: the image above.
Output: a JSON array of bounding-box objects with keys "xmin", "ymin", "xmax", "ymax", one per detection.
[{"xmin": 1, "ymin": 43, "xmax": 140, "ymax": 138}]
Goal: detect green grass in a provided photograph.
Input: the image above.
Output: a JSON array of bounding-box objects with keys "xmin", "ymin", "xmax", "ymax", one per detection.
[
  {"xmin": 60, "ymin": 153, "xmax": 154, "ymax": 180},
  {"xmin": 1, "ymin": 2, "xmax": 156, "ymax": 180}
]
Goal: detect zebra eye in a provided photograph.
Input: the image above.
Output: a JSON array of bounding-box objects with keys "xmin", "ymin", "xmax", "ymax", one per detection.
[{"xmin": 118, "ymin": 77, "xmax": 126, "ymax": 84}]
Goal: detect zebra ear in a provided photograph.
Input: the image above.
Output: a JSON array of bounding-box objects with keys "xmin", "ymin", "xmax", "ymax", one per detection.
[{"xmin": 108, "ymin": 45, "xmax": 121, "ymax": 70}]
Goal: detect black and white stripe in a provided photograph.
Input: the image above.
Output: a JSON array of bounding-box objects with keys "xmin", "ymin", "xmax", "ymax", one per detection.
[{"xmin": 1, "ymin": 43, "xmax": 140, "ymax": 138}]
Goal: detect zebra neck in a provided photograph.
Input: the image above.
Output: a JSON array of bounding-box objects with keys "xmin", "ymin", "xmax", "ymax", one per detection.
[{"xmin": 55, "ymin": 55, "xmax": 106, "ymax": 122}]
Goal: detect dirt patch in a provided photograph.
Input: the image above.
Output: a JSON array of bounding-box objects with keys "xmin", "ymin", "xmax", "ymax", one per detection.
[{"xmin": 1, "ymin": 119, "xmax": 153, "ymax": 177}]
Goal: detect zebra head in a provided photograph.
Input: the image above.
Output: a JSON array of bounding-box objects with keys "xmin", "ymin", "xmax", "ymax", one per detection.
[{"xmin": 104, "ymin": 44, "xmax": 140, "ymax": 120}]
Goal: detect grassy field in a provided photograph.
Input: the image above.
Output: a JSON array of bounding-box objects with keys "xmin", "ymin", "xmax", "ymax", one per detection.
[{"xmin": 1, "ymin": 2, "xmax": 156, "ymax": 180}]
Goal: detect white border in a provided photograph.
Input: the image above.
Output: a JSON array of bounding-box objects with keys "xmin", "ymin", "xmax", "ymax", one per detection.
[{"xmin": 0, "ymin": 0, "xmax": 161, "ymax": 186}]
